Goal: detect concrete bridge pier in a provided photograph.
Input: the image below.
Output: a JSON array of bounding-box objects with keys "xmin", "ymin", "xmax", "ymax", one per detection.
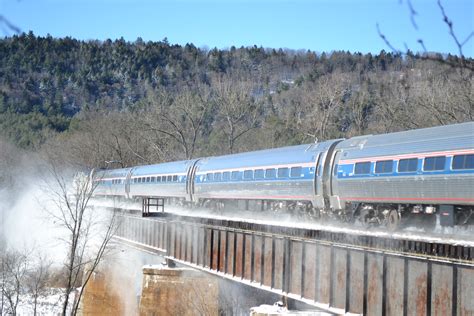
[{"xmin": 139, "ymin": 265, "xmax": 219, "ymax": 315}]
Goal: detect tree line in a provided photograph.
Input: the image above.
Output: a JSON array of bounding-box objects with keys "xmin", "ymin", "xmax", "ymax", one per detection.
[{"xmin": 0, "ymin": 32, "xmax": 472, "ymax": 167}]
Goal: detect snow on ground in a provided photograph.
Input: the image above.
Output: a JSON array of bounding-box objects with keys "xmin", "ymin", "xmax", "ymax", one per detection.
[
  {"xmin": 250, "ymin": 302, "xmax": 332, "ymax": 315},
  {"xmin": 11, "ymin": 288, "xmax": 75, "ymax": 316}
]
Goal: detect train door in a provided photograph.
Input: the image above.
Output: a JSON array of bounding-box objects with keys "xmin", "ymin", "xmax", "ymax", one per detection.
[
  {"xmin": 329, "ymin": 150, "xmax": 342, "ymax": 209},
  {"xmin": 186, "ymin": 159, "xmax": 200, "ymax": 201},
  {"xmin": 321, "ymin": 140, "xmax": 343, "ymax": 210},
  {"xmin": 125, "ymin": 168, "xmax": 133, "ymax": 199},
  {"xmin": 312, "ymin": 153, "xmax": 324, "ymax": 208}
]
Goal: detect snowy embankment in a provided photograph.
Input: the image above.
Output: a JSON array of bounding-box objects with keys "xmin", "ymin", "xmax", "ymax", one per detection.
[{"xmin": 12, "ymin": 288, "xmax": 75, "ymax": 316}]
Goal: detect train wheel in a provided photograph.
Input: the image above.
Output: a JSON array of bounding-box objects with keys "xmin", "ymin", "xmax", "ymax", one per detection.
[
  {"xmin": 359, "ymin": 208, "xmax": 371, "ymax": 227},
  {"xmin": 387, "ymin": 209, "xmax": 400, "ymax": 231},
  {"xmin": 308, "ymin": 207, "xmax": 320, "ymax": 220}
]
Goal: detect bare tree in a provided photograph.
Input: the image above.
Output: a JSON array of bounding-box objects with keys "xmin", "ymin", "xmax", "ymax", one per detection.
[
  {"xmin": 0, "ymin": 248, "xmax": 29, "ymax": 316},
  {"xmin": 297, "ymin": 73, "xmax": 349, "ymax": 141},
  {"xmin": 25, "ymin": 253, "xmax": 52, "ymax": 316},
  {"xmin": 0, "ymin": 238, "xmax": 6, "ymax": 315},
  {"xmin": 43, "ymin": 164, "xmax": 119, "ymax": 316},
  {"xmin": 377, "ymin": 0, "xmax": 474, "ymax": 71},
  {"xmin": 0, "ymin": 15, "xmax": 20, "ymax": 35},
  {"xmin": 141, "ymin": 85, "xmax": 214, "ymax": 159},
  {"xmin": 212, "ymin": 75, "xmax": 262, "ymax": 154},
  {"xmin": 0, "ymin": 138, "xmax": 23, "ymax": 189}
]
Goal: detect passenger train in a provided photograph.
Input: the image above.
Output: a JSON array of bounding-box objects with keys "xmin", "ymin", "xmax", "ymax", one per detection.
[{"xmin": 93, "ymin": 122, "xmax": 474, "ymax": 230}]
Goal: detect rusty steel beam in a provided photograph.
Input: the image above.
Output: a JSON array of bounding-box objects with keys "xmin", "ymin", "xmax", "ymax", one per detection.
[{"xmin": 113, "ymin": 214, "xmax": 474, "ymax": 315}]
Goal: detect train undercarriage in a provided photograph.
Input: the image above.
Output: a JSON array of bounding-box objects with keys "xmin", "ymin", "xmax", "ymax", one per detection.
[
  {"xmin": 103, "ymin": 195, "xmax": 474, "ymax": 232},
  {"xmin": 196, "ymin": 198, "xmax": 474, "ymax": 231}
]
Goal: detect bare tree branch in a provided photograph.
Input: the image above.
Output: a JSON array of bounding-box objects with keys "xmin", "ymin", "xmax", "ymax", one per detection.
[{"xmin": 0, "ymin": 16, "xmax": 21, "ymax": 34}]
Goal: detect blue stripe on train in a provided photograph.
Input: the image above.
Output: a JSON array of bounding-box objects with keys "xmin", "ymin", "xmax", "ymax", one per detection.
[{"xmin": 337, "ymin": 156, "xmax": 474, "ymax": 179}]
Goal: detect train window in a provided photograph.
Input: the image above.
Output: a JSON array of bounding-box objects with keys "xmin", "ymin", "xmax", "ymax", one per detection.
[
  {"xmin": 265, "ymin": 168, "xmax": 276, "ymax": 179},
  {"xmin": 206, "ymin": 173, "xmax": 213, "ymax": 181},
  {"xmin": 290, "ymin": 167, "xmax": 302, "ymax": 178},
  {"xmin": 146, "ymin": 177, "xmax": 151, "ymax": 183},
  {"xmin": 277, "ymin": 168, "xmax": 289, "ymax": 178},
  {"xmin": 223, "ymin": 172, "xmax": 230, "ymax": 181},
  {"xmin": 214, "ymin": 173, "xmax": 222, "ymax": 181},
  {"xmin": 167, "ymin": 175, "xmax": 172, "ymax": 182},
  {"xmin": 231, "ymin": 171, "xmax": 240, "ymax": 180},
  {"xmin": 151, "ymin": 177, "xmax": 155, "ymax": 182},
  {"xmin": 254, "ymin": 169, "xmax": 264, "ymax": 179},
  {"xmin": 452, "ymin": 154, "xmax": 474, "ymax": 170},
  {"xmin": 173, "ymin": 175, "xmax": 178, "ymax": 182},
  {"xmin": 424, "ymin": 156, "xmax": 446, "ymax": 171},
  {"xmin": 354, "ymin": 162, "xmax": 371, "ymax": 175},
  {"xmin": 398, "ymin": 158, "xmax": 418, "ymax": 172},
  {"xmin": 375, "ymin": 160, "xmax": 393, "ymax": 174},
  {"xmin": 243, "ymin": 170, "xmax": 253, "ymax": 180},
  {"xmin": 156, "ymin": 176, "xmax": 161, "ymax": 182}
]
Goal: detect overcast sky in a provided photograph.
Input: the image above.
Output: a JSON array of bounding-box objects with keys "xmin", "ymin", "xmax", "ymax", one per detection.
[{"xmin": 1, "ymin": 0, "xmax": 473, "ymax": 56}]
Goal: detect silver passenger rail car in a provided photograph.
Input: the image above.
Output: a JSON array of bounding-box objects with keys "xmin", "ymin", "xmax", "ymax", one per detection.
[
  {"xmin": 129, "ymin": 160, "xmax": 196, "ymax": 204},
  {"xmin": 192, "ymin": 140, "xmax": 341, "ymax": 216},
  {"xmin": 94, "ymin": 167, "xmax": 131, "ymax": 198},
  {"xmin": 331, "ymin": 122, "xmax": 474, "ymax": 229}
]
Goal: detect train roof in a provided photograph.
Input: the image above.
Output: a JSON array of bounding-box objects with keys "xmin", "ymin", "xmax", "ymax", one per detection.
[
  {"xmin": 131, "ymin": 159, "xmax": 195, "ymax": 176},
  {"xmin": 338, "ymin": 121, "xmax": 474, "ymax": 160},
  {"xmin": 96, "ymin": 167, "xmax": 131, "ymax": 179},
  {"xmin": 196, "ymin": 140, "xmax": 338, "ymax": 172}
]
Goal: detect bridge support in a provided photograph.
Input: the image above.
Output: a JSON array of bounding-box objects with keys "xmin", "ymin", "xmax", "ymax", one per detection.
[{"xmin": 139, "ymin": 265, "xmax": 218, "ymax": 315}]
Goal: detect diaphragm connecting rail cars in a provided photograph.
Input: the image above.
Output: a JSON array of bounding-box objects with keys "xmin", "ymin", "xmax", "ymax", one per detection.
[{"xmin": 94, "ymin": 122, "xmax": 474, "ymax": 230}]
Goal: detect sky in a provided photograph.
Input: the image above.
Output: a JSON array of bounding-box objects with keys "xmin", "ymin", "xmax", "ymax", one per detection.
[{"xmin": 1, "ymin": 0, "xmax": 473, "ymax": 57}]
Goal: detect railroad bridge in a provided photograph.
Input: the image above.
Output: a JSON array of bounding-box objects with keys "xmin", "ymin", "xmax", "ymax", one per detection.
[{"xmin": 111, "ymin": 208, "xmax": 474, "ymax": 315}]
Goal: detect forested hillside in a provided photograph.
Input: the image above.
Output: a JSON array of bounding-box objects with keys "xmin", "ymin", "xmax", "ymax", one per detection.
[{"xmin": 0, "ymin": 32, "xmax": 472, "ymax": 168}]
